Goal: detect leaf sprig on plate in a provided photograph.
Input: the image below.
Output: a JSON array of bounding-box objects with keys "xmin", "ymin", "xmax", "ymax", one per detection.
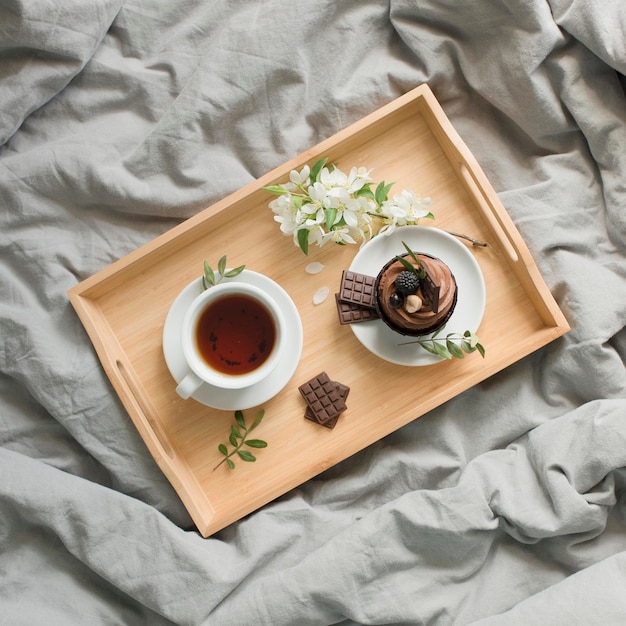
[
  {"xmin": 213, "ymin": 410, "xmax": 268, "ymax": 471},
  {"xmin": 400, "ymin": 327, "xmax": 486, "ymax": 360},
  {"xmin": 202, "ymin": 255, "xmax": 246, "ymax": 290}
]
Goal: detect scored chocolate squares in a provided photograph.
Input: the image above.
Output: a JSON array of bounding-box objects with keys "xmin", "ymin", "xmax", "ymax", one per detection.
[
  {"xmin": 299, "ymin": 371, "xmax": 349, "ymax": 429},
  {"xmin": 335, "ymin": 294, "xmax": 380, "ymax": 325},
  {"xmin": 304, "ymin": 381, "xmax": 350, "ymax": 428},
  {"xmin": 335, "ymin": 270, "xmax": 380, "ymax": 325},
  {"xmin": 338, "ymin": 270, "xmax": 377, "ymax": 309}
]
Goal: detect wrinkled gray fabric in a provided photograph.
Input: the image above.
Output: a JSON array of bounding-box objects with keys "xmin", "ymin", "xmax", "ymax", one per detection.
[
  {"xmin": 0, "ymin": 0, "xmax": 123, "ymax": 145},
  {"xmin": 1, "ymin": 0, "xmax": 625, "ymax": 624}
]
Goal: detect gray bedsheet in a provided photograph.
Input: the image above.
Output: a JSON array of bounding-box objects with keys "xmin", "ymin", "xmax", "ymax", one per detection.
[{"xmin": 1, "ymin": 0, "xmax": 625, "ymax": 624}]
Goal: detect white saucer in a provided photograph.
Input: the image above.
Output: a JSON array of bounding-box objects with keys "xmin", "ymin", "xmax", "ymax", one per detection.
[
  {"xmin": 349, "ymin": 226, "xmax": 486, "ymax": 366},
  {"xmin": 162, "ymin": 271, "xmax": 303, "ymax": 410}
]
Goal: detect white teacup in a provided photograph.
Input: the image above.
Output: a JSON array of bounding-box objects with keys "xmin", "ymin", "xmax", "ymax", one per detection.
[{"xmin": 176, "ymin": 281, "xmax": 286, "ymax": 399}]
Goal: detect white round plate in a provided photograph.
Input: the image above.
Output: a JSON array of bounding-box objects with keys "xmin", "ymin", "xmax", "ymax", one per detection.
[
  {"xmin": 162, "ymin": 271, "xmax": 303, "ymax": 410},
  {"xmin": 349, "ymin": 226, "xmax": 486, "ymax": 366}
]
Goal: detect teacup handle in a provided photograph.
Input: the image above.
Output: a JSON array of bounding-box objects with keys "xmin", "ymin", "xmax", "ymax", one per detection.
[{"xmin": 176, "ymin": 370, "xmax": 205, "ymax": 399}]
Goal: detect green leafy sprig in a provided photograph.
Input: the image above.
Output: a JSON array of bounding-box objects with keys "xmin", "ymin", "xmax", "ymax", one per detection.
[
  {"xmin": 202, "ymin": 255, "xmax": 246, "ymax": 290},
  {"xmin": 213, "ymin": 410, "xmax": 268, "ymax": 471},
  {"xmin": 396, "ymin": 240, "xmax": 426, "ymax": 279},
  {"xmin": 400, "ymin": 327, "xmax": 486, "ymax": 360}
]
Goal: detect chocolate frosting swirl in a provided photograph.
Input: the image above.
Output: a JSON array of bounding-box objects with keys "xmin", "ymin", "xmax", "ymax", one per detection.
[{"xmin": 375, "ymin": 253, "xmax": 457, "ymax": 336}]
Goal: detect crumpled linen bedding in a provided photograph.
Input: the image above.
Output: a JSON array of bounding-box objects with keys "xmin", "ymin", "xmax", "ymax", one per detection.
[{"xmin": 1, "ymin": 0, "xmax": 625, "ymax": 624}]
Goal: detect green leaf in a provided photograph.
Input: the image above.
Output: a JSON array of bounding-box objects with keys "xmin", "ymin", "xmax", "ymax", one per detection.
[
  {"xmin": 375, "ymin": 181, "xmax": 394, "ymax": 205},
  {"xmin": 204, "ymin": 260, "xmax": 215, "ymax": 286},
  {"xmin": 355, "ymin": 183, "xmax": 374, "ymax": 200},
  {"xmin": 297, "ymin": 228, "xmax": 309, "ymax": 255},
  {"xmin": 325, "ymin": 207, "xmax": 337, "ymax": 231},
  {"xmin": 227, "ymin": 459, "xmax": 236, "ymax": 470},
  {"xmin": 229, "ymin": 432, "xmax": 238, "ymax": 447},
  {"xmin": 250, "ymin": 409, "xmax": 265, "ymax": 431},
  {"xmin": 231, "ymin": 425, "xmax": 242, "ymax": 439},
  {"xmin": 245, "ymin": 439, "xmax": 268, "ymax": 449},
  {"xmin": 217, "ymin": 255, "xmax": 227, "ymax": 276},
  {"xmin": 310, "ymin": 158, "xmax": 328, "ymax": 182},
  {"xmin": 262, "ymin": 185, "xmax": 288, "ymax": 195},
  {"xmin": 461, "ymin": 340, "xmax": 473, "ymax": 353},
  {"xmin": 235, "ymin": 410, "xmax": 246, "ymax": 430},
  {"xmin": 446, "ymin": 338, "xmax": 465, "ymax": 359},
  {"xmin": 420, "ymin": 342, "xmax": 439, "ymax": 355},
  {"xmin": 218, "ymin": 443, "xmax": 228, "ymax": 456},
  {"xmin": 433, "ymin": 342, "xmax": 452, "ymax": 359},
  {"xmin": 401, "ymin": 241, "xmax": 420, "ymax": 265},
  {"xmin": 237, "ymin": 450, "xmax": 256, "ymax": 462},
  {"xmin": 476, "ymin": 343, "xmax": 486, "ymax": 358},
  {"xmin": 396, "ymin": 255, "xmax": 416, "ymax": 273},
  {"xmin": 224, "ymin": 264, "xmax": 246, "ymax": 278}
]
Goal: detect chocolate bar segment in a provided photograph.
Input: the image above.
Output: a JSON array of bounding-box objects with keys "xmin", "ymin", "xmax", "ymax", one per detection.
[
  {"xmin": 304, "ymin": 381, "xmax": 350, "ymax": 428},
  {"xmin": 335, "ymin": 294, "xmax": 380, "ymax": 324},
  {"xmin": 305, "ymin": 410, "xmax": 340, "ymax": 429},
  {"xmin": 299, "ymin": 371, "xmax": 347, "ymax": 423},
  {"xmin": 421, "ymin": 265, "xmax": 441, "ymax": 314},
  {"xmin": 339, "ymin": 270, "xmax": 377, "ymax": 309}
]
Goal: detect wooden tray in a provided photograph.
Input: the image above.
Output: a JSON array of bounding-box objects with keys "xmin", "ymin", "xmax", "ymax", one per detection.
[{"xmin": 68, "ymin": 84, "xmax": 569, "ymax": 537}]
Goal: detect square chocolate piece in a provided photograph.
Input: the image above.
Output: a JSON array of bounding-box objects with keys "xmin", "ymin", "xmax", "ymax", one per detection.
[
  {"xmin": 339, "ymin": 270, "xmax": 377, "ymax": 309},
  {"xmin": 298, "ymin": 371, "xmax": 347, "ymax": 423},
  {"xmin": 335, "ymin": 294, "xmax": 380, "ymax": 325},
  {"xmin": 421, "ymin": 266, "xmax": 441, "ymax": 314},
  {"xmin": 304, "ymin": 381, "xmax": 350, "ymax": 428}
]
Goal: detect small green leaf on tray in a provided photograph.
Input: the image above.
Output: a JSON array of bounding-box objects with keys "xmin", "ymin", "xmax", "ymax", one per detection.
[
  {"xmin": 202, "ymin": 255, "xmax": 246, "ymax": 290},
  {"xmin": 237, "ymin": 450, "xmax": 256, "ymax": 462},
  {"xmin": 245, "ymin": 439, "xmax": 268, "ymax": 449},
  {"xmin": 213, "ymin": 410, "xmax": 268, "ymax": 471},
  {"xmin": 235, "ymin": 410, "xmax": 246, "ymax": 430}
]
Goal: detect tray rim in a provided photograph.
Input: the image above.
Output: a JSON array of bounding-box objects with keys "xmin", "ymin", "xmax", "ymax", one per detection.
[{"xmin": 67, "ymin": 83, "xmax": 570, "ymax": 537}]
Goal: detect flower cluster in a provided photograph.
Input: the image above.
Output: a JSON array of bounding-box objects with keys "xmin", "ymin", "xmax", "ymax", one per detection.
[{"xmin": 264, "ymin": 158, "xmax": 434, "ymax": 254}]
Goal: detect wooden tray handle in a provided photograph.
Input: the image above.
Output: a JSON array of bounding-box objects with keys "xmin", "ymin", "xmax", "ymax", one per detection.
[
  {"xmin": 115, "ymin": 357, "xmax": 176, "ymax": 461},
  {"xmin": 456, "ymin": 163, "xmax": 567, "ymax": 328},
  {"xmin": 457, "ymin": 163, "xmax": 521, "ymax": 264}
]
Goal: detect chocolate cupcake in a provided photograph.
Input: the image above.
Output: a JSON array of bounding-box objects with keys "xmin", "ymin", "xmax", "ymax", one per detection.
[{"xmin": 374, "ymin": 252, "xmax": 458, "ymax": 336}]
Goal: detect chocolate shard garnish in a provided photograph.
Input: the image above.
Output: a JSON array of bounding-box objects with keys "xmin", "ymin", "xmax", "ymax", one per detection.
[
  {"xmin": 338, "ymin": 270, "xmax": 377, "ymax": 309},
  {"xmin": 299, "ymin": 371, "xmax": 347, "ymax": 424},
  {"xmin": 304, "ymin": 381, "xmax": 350, "ymax": 428},
  {"xmin": 420, "ymin": 265, "xmax": 440, "ymax": 314},
  {"xmin": 335, "ymin": 294, "xmax": 380, "ymax": 325}
]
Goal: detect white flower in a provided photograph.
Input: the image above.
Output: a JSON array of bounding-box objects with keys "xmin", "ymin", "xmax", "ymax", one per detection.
[
  {"xmin": 381, "ymin": 189, "xmax": 433, "ymax": 226},
  {"xmin": 377, "ymin": 219, "xmax": 398, "ymax": 237},
  {"xmin": 270, "ymin": 194, "xmax": 299, "ymax": 235},
  {"xmin": 346, "ymin": 166, "xmax": 372, "ymax": 193},
  {"xmin": 288, "ymin": 164, "xmax": 310, "ymax": 188},
  {"xmin": 319, "ymin": 166, "xmax": 347, "ymax": 189},
  {"xmin": 279, "ymin": 165, "xmax": 311, "ymax": 191},
  {"xmin": 323, "ymin": 226, "xmax": 357, "ymax": 245},
  {"xmin": 265, "ymin": 158, "xmax": 434, "ymax": 254},
  {"xmin": 342, "ymin": 196, "xmax": 373, "ymax": 228},
  {"xmin": 308, "ymin": 181, "xmax": 339, "ymax": 209}
]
